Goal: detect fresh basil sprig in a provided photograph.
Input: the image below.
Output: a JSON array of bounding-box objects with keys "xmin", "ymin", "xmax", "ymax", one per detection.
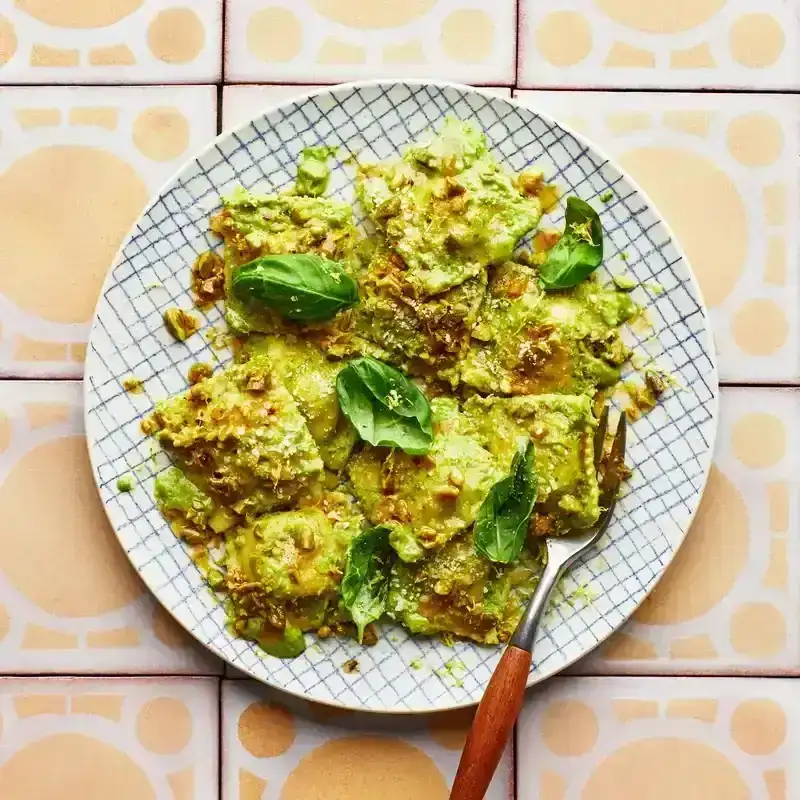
[
  {"xmin": 341, "ymin": 525, "xmax": 394, "ymax": 642},
  {"xmin": 473, "ymin": 440, "xmax": 538, "ymax": 564},
  {"xmin": 231, "ymin": 253, "xmax": 358, "ymax": 322},
  {"xmin": 336, "ymin": 357, "xmax": 433, "ymax": 454},
  {"xmin": 539, "ymin": 197, "xmax": 603, "ymax": 290}
]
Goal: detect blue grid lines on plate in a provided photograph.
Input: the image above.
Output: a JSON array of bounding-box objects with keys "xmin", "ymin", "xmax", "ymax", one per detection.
[{"xmin": 84, "ymin": 81, "xmax": 717, "ymax": 713}]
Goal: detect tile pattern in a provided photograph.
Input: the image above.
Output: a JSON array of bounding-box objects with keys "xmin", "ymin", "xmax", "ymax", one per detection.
[
  {"xmin": 2, "ymin": 1, "xmax": 800, "ymax": 797},
  {"xmin": 0, "ymin": 0, "xmax": 222, "ymax": 83},
  {"xmin": 0, "ymin": 86, "xmax": 218, "ymax": 379},
  {"xmin": 519, "ymin": 0, "xmax": 800, "ymax": 89},
  {"xmin": 517, "ymin": 676, "xmax": 796, "ymax": 799},
  {"xmin": 222, "ymin": 680, "xmax": 514, "ymax": 799},
  {"xmin": 224, "ymin": 0, "xmax": 517, "ymax": 84},
  {"xmin": 574, "ymin": 387, "xmax": 800, "ymax": 675},
  {"xmin": 516, "ymin": 90, "xmax": 800, "ymax": 383},
  {"xmin": 221, "ymin": 84, "xmax": 512, "ymax": 131},
  {"xmin": 0, "ymin": 381, "xmax": 222, "ymax": 675},
  {"xmin": 0, "ymin": 677, "xmax": 219, "ymax": 799}
]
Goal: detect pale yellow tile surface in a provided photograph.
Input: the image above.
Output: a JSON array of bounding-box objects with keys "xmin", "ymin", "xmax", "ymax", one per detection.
[
  {"xmin": 570, "ymin": 387, "xmax": 800, "ymax": 675},
  {"xmin": 222, "ymin": 680, "xmax": 513, "ymax": 799},
  {"xmin": 224, "ymin": 0, "xmax": 517, "ymax": 84},
  {"xmin": 0, "ymin": 86, "xmax": 217, "ymax": 379},
  {"xmin": 518, "ymin": 677, "xmax": 796, "ymax": 799},
  {"xmin": 222, "ymin": 83, "xmax": 512, "ymax": 130},
  {"xmin": 519, "ymin": 0, "xmax": 800, "ymax": 89},
  {"xmin": 0, "ymin": 0, "xmax": 222, "ymax": 83},
  {"xmin": 0, "ymin": 677, "xmax": 218, "ymax": 799},
  {"xmin": 0, "ymin": 381, "xmax": 222, "ymax": 674},
  {"xmin": 515, "ymin": 90, "xmax": 800, "ymax": 382},
  {"xmin": 0, "ymin": 3, "xmax": 797, "ymax": 798}
]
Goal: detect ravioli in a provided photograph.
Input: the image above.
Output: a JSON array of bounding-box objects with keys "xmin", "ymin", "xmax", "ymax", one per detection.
[
  {"xmin": 227, "ymin": 492, "xmax": 363, "ymax": 601},
  {"xmin": 357, "ymin": 118, "xmax": 541, "ymax": 296},
  {"xmin": 210, "ymin": 187, "xmax": 360, "ymax": 335},
  {"xmin": 387, "ymin": 536, "xmax": 544, "ymax": 645},
  {"xmin": 351, "ymin": 245, "xmax": 486, "ymax": 383},
  {"xmin": 347, "ymin": 398, "xmax": 501, "ymax": 560},
  {"xmin": 147, "ymin": 354, "xmax": 323, "ymax": 517},
  {"xmin": 463, "ymin": 393, "xmax": 600, "ymax": 534},
  {"xmin": 460, "ymin": 261, "xmax": 636, "ymax": 395},
  {"xmin": 242, "ymin": 334, "xmax": 358, "ymax": 470},
  {"xmin": 224, "ymin": 488, "xmax": 364, "ymax": 642},
  {"xmin": 146, "ymin": 116, "xmax": 640, "ymax": 654}
]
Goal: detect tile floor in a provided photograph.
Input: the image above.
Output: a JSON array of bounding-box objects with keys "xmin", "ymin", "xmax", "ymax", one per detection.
[
  {"xmin": 224, "ymin": 0, "xmax": 518, "ymax": 85},
  {"xmin": 515, "ymin": 90, "xmax": 800, "ymax": 383},
  {"xmin": 518, "ymin": 0, "xmax": 800, "ymax": 90},
  {"xmin": 0, "ymin": 677, "xmax": 219, "ymax": 799},
  {"xmin": 222, "ymin": 681, "xmax": 514, "ymax": 799},
  {"xmin": 574, "ymin": 387, "xmax": 800, "ymax": 676},
  {"xmin": 517, "ymin": 676, "xmax": 796, "ymax": 798},
  {"xmin": 0, "ymin": 1, "xmax": 797, "ymax": 797},
  {"xmin": 0, "ymin": 86, "xmax": 218, "ymax": 379}
]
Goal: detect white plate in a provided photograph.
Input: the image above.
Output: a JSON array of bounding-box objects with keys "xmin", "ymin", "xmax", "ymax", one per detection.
[{"xmin": 85, "ymin": 81, "xmax": 718, "ymax": 712}]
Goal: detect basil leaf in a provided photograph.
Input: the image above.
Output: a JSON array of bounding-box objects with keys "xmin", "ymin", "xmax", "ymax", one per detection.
[
  {"xmin": 231, "ymin": 254, "xmax": 358, "ymax": 321},
  {"xmin": 341, "ymin": 526, "xmax": 394, "ymax": 642},
  {"xmin": 336, "ymin": 357, "xmax": 433, "ymax": 454},
  {"xmin": 539, "ymin": 197, "xmax": 603, "ymax": 290},
  {"xmin": 473, "ymin": 440, "xmax": 538, "ymax": 564}
]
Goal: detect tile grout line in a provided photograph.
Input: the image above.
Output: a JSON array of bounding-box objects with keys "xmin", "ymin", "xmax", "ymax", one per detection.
[
  {"xmin": 216, "ymin": 83, "xmax": 224, "ymax": 137},
  {"xmin": 217, "ymin": 674, "xmax": 224, "ymax": 800},
  {"xmin": 513, "ymin": 0, "xmax": 521, "ymax": 89},
  {"xmin": 0, "ymin": 81, "xmax": 794, "ymax": 96},
  {"xmin": 0, "ymin": 670, "xmax": 224, "ymax": 679}
]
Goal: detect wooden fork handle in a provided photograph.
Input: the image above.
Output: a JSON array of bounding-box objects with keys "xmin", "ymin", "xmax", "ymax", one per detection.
[{"xmin": 449, "ymin": 645, "xmax": 532, "ymax": 800}]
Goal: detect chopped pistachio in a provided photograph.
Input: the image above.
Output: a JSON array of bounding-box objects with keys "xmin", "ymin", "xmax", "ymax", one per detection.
[
  {"xmin": 116, "ymin": 475, "xmax": 135, "ymax": 492},
  {"xmin": 191, "ymin": 250, "xmax": 225, "ymax": 307},
  {"xmin": 568, "ymin": 583, "xmax": 596, "ymax": 606},
  {"xmin": 207, "ymin": 568, "xmax": 225, "ymax": 589},
  {"xmin": 343, "ymin": 658, "xmax": 360, "ymax": 674},
  {"xmin": 187, "ymin": 362, "xmax": 212, "ymax": 385},
  {"xmin": 122, "ymin": 376, "xmax": 144, "ymax": 393},
  {"xmin": 644, "ymin": 368, "xmax": 669, "ymax": 399},
  {"xmin": 163, "ymin": 308, "xmax": 199, "ymax": 341},
  {"xmin": 644, "ymin": 281, "xmax": 665, "ymax": 296},
  {"xmin": 612, "ymin": 272, "xmax": 637, "ymax": 291}
]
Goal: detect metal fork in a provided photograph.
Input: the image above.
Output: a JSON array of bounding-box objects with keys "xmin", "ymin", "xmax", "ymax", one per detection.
[{"xmin": 450, "ymin": 407, "xmax": 627, "ymax": 800}]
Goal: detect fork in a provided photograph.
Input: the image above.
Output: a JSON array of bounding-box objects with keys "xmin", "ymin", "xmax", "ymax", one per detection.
[{"xmin": 449, "ymin": 407, "xmax": 627, "ymax": 800}]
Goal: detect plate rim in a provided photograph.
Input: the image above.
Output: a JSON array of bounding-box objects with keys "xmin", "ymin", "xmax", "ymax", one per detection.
[{"xmin": 83, "ymin": 78, "xmax": 720, "ymax": 713}]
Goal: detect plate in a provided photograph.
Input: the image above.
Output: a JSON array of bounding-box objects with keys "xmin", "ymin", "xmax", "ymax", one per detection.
[{"xmin": 84, "ymin": 81, "xmax": 718, "ymax": 712}]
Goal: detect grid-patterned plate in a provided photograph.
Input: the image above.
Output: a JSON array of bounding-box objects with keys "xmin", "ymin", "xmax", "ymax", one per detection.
[{"xmin": 84, "ymin": 81, "xmax": 718, "ymax": 713}]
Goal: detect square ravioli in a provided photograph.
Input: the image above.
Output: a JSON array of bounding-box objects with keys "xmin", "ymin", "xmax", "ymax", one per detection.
[
  {"xmin": 209, "ymin": 187, "xmax": 360, "ymax": 334},
  {"xmin": 347, "ymin": 398, "xmax": 502, "ymax": 560},
  {"xmin": 463, "ymin": 393, "xmax": 600, "ymax": 534},
  {"xmin": 357, "ymin": 118, "xmax": 541, "ymax": 296},
  {"xmin": 460, "ymin": 262, "xmax": 636, "ymax": 395},
  {"xmin": 148, "ymin": 354, "xmax": 323, "ymax": 516},
  {"xmin": 241, "ymin": 335, "xmax": 357, "ymax": 471},
  {"xmin": 349, "ymin": 244, "xmax": 486, "ymax": 384},
  {"xmin": 387, "ymin": 536, "xmax": 544, "ymax": 645},
  {"xmin": 228, "ymin": 492, "xmax": 362, "ymax": 599},
  {"xmin": 223, "ymin": 488, "xmax": 365, "ymax": 652}
]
